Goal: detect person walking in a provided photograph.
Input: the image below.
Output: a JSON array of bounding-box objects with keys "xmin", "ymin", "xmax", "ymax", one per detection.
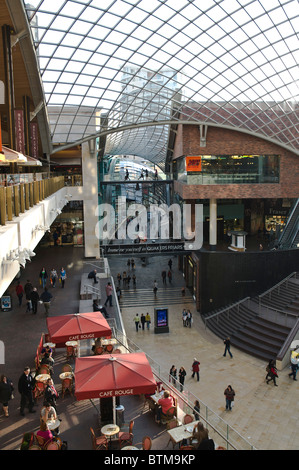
[
  {"xmin": 39, "ymin": 267, "xmax": 48, "ymax": 289},
  {"xmin": 153, "ymin": 280, "xmax": 158, "ymax": 297},
  {"xmin": 140, "ymin": 313, "xmax": 146, "ymax": 330},
  {"xmin": 104, "ymin": 282, "xmax": 113, "ymax": 307},
  {"xmin": 167, "ymin": 270, "xmax": 172, "ymax": 283},
  {"xmin": 15, "ymin": 282, "xmax": 24, "ymax": 307},
  {"xmin": 145, "ymin": 312, "xmax": 151, "ymax": 330},
  {"xmin": 60, "ymin": 267, "xmax": 67, "ymax": 288},
  {"xmin": 223, "ymin": 337, "xmax": 233, "ymax": 358},
  {"xmin": 187, "ymin": 310, "xmax": 192, "ymax": 327},
  {"xmin": 30, "ymin": 287, "xmax": 39, "ymax": 315},
  {"xmin": 224, "ymin": 385, "xmax": 235, "ymax": 411},
  {"xmin": 0, "ymin": 375, "xmax": 14, "ymax": 417},
  {"xmin": 161, "ymin": 270, "xmax": 167, "ymax": 285},
  {"xmin": 50, "ymin": 268, "xmax": 58, "ymax": 288},
  {"xmin": 182, "ymin": 309, "xmax": 188, "ymax": 327},
  {"xmin": 193, "ymin": 400, "xmax": 200, "ymax": 421},
  {"xmin": 288, "ymin": 351, "xmax": 299, "ymax": 381},
  {"xmin": 132, "ymin": 274, "xmax": 136, "ymax": 286},
  {"xmin": 178, "ymin": 367, "xmax": 187, "ymax": 392},
  {"xmin": 133, "ymin": 314, "xmax": 140, "ymax": 332},
  {"xmin": 266, "ymin": 360, "xmax": 278, "ymax": 386},
  {"xmin": 191, "ymin": 358, "xmax": 200, "ymax": 382},
  {"xmin": 24, "ymin": 280, "xmax": 33, "ymax": 312},
  {"xmin": 18, "ymin": 367, "xmax": 36, "ymax": 416},
  {"xmin": 40, "ymin": 287, "xmax": 53, "ymax": 316},
  {"xmin": 168, "ymin": 259, "xmax": 172, "ymax": 270},
  {"xmin": 169, "ymin": 365, "xmax": 177, "ymax": 385}
]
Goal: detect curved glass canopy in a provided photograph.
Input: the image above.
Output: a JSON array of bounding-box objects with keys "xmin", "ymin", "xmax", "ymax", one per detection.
[{"xmin": 24, "ymin": 0, "xmax": 299, "ymax": 166}]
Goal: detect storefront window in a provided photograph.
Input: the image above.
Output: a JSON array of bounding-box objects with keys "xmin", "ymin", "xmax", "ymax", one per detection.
[{"xmin": 174, "ymin": 155, "xmax": 280, "ymax": 184}]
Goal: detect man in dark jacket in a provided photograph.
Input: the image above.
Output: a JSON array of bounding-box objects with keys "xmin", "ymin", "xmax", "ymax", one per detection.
[
  {"xmin": 18, "ymin": 367, "xmax": 36, "ymax": 416},
  {"xmin": 40, "ymin": 287, "xmax": 53, "ymax": 316},
  {"xmin": 88, "ymin": 269, "xmax": 98, "ymax": 284},
  {"xmin": 24, "ymin": 280, "xmax": 33, "ymax": 312},
  {"xmin": 30, "ymin": 288, "xmax": 39, "ymax": 314}
]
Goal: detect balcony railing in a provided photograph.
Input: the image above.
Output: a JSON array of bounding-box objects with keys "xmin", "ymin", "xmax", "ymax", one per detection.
[{"xmin": 0, "ymin": 174, "xmax": 82, "ymax": 225}]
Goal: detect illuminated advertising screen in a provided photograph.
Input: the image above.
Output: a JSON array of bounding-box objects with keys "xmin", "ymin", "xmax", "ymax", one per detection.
[{"xmin": 154, "ymin": 308, "xmax": 169, "ymax": 333}]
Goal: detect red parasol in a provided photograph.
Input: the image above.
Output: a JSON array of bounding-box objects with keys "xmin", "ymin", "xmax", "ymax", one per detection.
[
  {"xmin": 46, "ymin": 312, "xmax": 111, "ymax": 343},
  {"xmin": 74, "ymin": 352, "xmax": 157, "ymax": 401}
]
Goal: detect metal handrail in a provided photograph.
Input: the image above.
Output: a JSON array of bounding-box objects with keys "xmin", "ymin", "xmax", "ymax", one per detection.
[{"xmin": 108, "ymin": 320, "xmax": 256, "ymax": 450}]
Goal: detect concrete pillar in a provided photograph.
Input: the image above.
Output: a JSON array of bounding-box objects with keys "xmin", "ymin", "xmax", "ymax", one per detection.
[
  {"xmin": 209, "ymin": 198, "xmax": 217, "ymax": 250},
  {"xmin": 82, "ymin": 141, "xmax": 100, "ymax": 258}
]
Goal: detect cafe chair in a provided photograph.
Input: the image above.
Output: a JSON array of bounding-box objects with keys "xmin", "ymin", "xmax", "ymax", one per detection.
[
  {"xmin": 61, "ymin": 377, "xmax": 73, "ymax": 398},
  {"xmin": 90, "ymin": 427, "xmax": 108, "ymax": 450},
  {"xmin": 95, "ymin": 346, "xmax": 104, "ymax": 355},
  {"xmin": 35, "ymin": 435, "xmax": 48, "ymax": 449},
  {"xmin": 35, "ymin": 355, "xmax": 41, "ymax": 371},
  {"xmin": 105, "ymin": 344, "xmax": 114, "ymax": 353},
  {"xmin": 38, "ymin": 364, "xmax": 50, "ymax": 375},
  {"xmin": 66, "ymin": 345, "xmax": 76, "ymax": 360},
  {"xmin": 135, "ymin": 436, "xmax": 152, "ymax": 450},
  {"xmin": 161, "ymin": 406, "xmax": 177, "ymax": 425},
  {"xmin": 142, "ymin": 396, "xmax": 156, "ymax": 413},
  {"xmin": 119, "ymin": 420, "xmax": 134, "ymax": 448},
  {"xmin": 44, "ymin": 440, "xmax": 61, "ymax": 450},
  {"xmin": 183, "ymin": 414, "xmax": 194, "ymax": 424},
  {"xmin": 61, "ymin": 363, "xmax": 73, "ymax": 373},
  {"xmin": 166, "ymin": 419, "xmax": 179, "ymax": 449},
  {"xmin": 33, "ymin": 381, "xmax": 45, "ymax": 400}
]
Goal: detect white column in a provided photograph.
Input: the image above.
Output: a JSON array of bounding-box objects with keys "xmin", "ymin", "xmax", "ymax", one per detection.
[
  {"xmin": 209, "ymin": 198, "xmax": 217, "ymax": 250},
  {"xmin": 82, "ymin": 141, "xmax": 100, "ymax": 258}
]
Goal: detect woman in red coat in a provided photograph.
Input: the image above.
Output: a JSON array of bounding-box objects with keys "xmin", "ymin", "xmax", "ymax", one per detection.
[{"xmin": 191, "ymin": 358, "xmax": 200, "ymax": 381}]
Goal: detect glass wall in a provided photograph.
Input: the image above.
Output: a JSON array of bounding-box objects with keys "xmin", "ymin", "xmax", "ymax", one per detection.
[{"xmin": 174, "ymin": 155, "xmax": 280, "ymax": 184}]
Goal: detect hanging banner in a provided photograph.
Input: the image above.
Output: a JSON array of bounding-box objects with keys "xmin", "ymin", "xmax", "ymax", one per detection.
[
  {"xmin": 186, "ymin": 156, "xmax": 202, "ymax": 172},
  {"xmin": 14, "ymin": 109, "xmax": 25, "ymax": 154},
  {"xmin": 30, "ymin": 122, "xmax": 39, "ymax": 158}
]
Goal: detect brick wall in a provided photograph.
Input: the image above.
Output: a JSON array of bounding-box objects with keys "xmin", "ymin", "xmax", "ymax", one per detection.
[{"xmin": 173, "ymin": 125, "xmax": 299, "ymax": 199}]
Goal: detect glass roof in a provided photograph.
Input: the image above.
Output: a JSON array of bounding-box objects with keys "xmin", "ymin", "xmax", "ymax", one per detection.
[{"xmin": 24, "ymin": 0, "xmax": 299, "ymax": 166}]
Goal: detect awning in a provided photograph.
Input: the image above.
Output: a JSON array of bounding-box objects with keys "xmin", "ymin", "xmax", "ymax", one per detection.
[
  {"xmin": 74, "ymin": 352, "xmax": 157, "ymax": 401},
  {"xmin": 46, "ymin": 312, "xmax": 112, "ymax": 343},
  {"xmin": 1, "ymin": 146, "xmax": 27, "ymax": 163}
]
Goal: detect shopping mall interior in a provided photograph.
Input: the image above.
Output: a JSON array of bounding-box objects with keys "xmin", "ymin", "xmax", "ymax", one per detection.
[{"xmin": 0, "ymin": 0, "xmax": 298, "ymax": 454}]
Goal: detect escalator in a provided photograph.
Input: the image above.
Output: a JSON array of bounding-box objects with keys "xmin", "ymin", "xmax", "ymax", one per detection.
[{"xmin": 276, "ymin": 199, "xmax": 299, "ymax": 250}]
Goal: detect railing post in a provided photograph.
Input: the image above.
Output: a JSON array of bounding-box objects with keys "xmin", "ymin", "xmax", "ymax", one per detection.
[
  {"xmin": 19, "ymin": 183, "xmax": 25, "ymax": 213},
  {"xmin": 0, "ymin": 187, "xmax": 6, "ymax": 225},
  {"xmin": 14, "ymin": 185, "xmax": 20, "ymax": 217},
  {"xmin": 6, "ymin": 187, "xmax": 12, "ymax": 221}
]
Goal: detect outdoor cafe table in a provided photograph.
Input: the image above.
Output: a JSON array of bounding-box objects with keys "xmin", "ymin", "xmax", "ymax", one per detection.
[
  {"xmin": 150, "ymin": 390, "xmax": 164, "ymax": 404},
  {"xmin": 65, "ymin": 341, "xmax": 78, "ymax": 347},
  {"xmin": 101, "ymin": 424, "xmax": 120, "ymax": 448},
  {"xmin": 167, "ymin": 421, "xmax": 199, "ymax": 448},
  {"xmin": 59, "ymin": 372, "xmax": 74, "ymax": 380},
  {"xmin": 46, "ymin": 418, "xmax": 60, "ymax": 431},
  {"xmin": 43, "ymin": 342, "xmax": 56, "ymax": 349},
  {"xmin": 35, "ymin": 374, "xmax": 51, "ymax": 383},
  {"xmin": 101, "ymin": 338, "xmax": 117, "ymax": 346}
]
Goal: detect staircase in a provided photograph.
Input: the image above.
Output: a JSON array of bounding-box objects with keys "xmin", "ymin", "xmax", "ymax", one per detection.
[
  {"xmin": 203, "ymin": 274, "xmax": 299, "ymax": 361},
  {"xmin": 119, "ymin": 286, "xmax": 194, "ymax": 308}
]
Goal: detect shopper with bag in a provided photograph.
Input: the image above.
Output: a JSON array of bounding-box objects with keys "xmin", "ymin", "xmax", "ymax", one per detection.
[{"xmin": 224, "ymin": 385, "xmax": 235, "ymax": 411}]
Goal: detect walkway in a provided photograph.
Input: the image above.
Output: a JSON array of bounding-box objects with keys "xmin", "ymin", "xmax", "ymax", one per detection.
[{"xmin": 0, "ymin": 246, "xmax": 298, "ymax": 450}]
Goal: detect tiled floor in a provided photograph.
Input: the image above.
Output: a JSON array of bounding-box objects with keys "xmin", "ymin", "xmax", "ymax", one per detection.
[{"xmin": 0, "ymin": 244, "xmax": 298, "ymax": 451}]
